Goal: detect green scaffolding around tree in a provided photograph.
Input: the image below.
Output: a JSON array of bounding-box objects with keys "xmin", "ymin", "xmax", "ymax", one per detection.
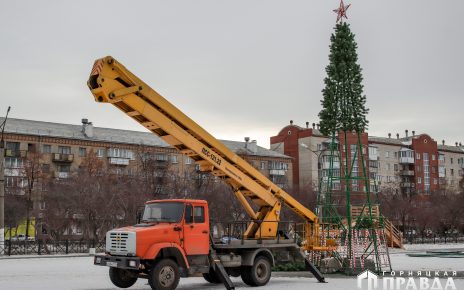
[{"xmin": 315, "ymin": 21, "xmax": 391, "ymax": 274}]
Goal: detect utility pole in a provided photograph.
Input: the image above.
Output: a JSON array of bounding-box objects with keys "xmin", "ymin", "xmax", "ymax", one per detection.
[{"xmin": 0, "ymin": 106, "xmax": 11, "ymax": 254}]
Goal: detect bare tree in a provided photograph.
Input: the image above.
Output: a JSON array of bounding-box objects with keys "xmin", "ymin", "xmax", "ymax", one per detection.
[{"xmin": 21, "ymin": 150, "xmax": 43, "ymax": 240}]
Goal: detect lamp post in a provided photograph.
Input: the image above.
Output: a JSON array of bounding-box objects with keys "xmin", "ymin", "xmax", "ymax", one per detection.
[{"xmin": 0, "ymin": 106, "xmax": 11, "ymax": 253}]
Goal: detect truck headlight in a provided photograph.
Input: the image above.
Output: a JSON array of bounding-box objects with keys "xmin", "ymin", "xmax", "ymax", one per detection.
[{"xmin": 129, "ymin": 260, "xmax": 137, "ymax": 268}]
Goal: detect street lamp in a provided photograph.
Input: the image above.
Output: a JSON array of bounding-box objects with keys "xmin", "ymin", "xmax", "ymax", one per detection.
[{"xmin": 0, "ymin": 106, "xmax": 12, "ymax": 254}]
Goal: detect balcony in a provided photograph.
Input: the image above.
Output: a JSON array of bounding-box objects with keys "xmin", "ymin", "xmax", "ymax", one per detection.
[
  {"xmin": 109, "ymin": 157, "xmax": 130, "ymax": 165},
  {"xmin": 322, "ymin": 162, "xmax": 340, "ymax": 169},
  {"xmin": 4, "ymin": 150, "xmax": 27, "ymax": 158},
  {"xmin": 400, "ymin": 182, "xmax": 415, "ymax": 188},
  {"xmin": 399, "ymin": 157, "xmax": 414, "ymax": 164},
  {"xmin": 270, "ymin": 169, "xmax": 286, "ymax": 176},
  {"xmin": 54, "ymin": 171, "xmax": 70, "ymax": 179},
  {"xmin": 52, "ymin": 153, "xmax": 74, "ymax": 163},
  {"xmin": 369, "ymin": 153, "xmax": 378, "ymax": 161},
  {"xmin": 439, "ymin": 166, "xmax": 445, "ymax": 178},
  {"xmin": 4, "ymin": 168, "xmax": 23, "ymax": 177},
  {"xmin": 400, "ymin": 170, "xmax": 415, "ymax": 176}
]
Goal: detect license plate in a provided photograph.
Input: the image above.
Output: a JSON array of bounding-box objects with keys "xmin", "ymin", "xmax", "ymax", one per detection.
[{"xmin": 106, "ymin": 261, "xmax": 118, "ymax": 267}]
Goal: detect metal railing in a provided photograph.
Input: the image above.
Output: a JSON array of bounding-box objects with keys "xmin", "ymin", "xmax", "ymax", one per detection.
[
  {"xmin": 210, "ymin": 220, "xmax": 305, "ymax": 246},
  {"xmin": 0, "ymin": 240, "xmax": 105, "ymax": 256}
]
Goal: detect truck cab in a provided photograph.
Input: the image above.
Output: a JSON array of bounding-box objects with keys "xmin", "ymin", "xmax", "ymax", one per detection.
[{"xmin": 95, "ymin": 199, "xmax": 212, "ymax": 290}]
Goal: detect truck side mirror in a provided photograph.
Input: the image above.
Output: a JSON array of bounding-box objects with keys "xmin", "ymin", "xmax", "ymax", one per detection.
[{"xmin": 136, "ymin": 206, "xmax": 144, "ymax": 224}]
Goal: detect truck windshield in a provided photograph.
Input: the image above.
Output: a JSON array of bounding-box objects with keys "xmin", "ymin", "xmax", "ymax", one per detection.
[{"xmin": 142, "ymin": 202, "xmax": 184, "ymax": 223}]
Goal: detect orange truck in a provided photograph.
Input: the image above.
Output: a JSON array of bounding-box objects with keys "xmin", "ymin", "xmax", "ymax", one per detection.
[{"xmin": 89, "ymin": 56, "xmax": 327, "ymax": 290}]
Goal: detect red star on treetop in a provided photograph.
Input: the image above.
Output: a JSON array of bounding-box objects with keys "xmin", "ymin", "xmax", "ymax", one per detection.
[{"xmin": 333, "ymin": 0, "xmax": 351, "ymax": 23}]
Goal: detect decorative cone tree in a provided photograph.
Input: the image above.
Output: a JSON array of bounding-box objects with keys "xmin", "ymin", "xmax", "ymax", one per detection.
[
  {"xmin": 315, "ymin": 4, "xmax": 392, "ymax": 274},
  {"xmin": 318, "ymin": 22, "xmax": 368, "ymax": 136}
]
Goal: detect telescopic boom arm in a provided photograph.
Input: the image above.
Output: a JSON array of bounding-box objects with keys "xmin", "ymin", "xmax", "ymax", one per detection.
[{"xmin": 87, "ymin": 56, "xmax": 323, "ymax": 249}]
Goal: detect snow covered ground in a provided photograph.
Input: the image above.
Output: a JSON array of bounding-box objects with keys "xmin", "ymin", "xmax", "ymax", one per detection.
[
  {"xmin": 0, "ymin": 244, "xmax": 463, "ymax": 290},
  {"xmin": 389, "ymin": 244, "xmax": 464, "ymax": 272}
]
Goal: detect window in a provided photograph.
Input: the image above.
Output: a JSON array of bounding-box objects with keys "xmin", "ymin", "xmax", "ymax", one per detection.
[
  {"xmin": 6, "ymin": 142, "xmax": 20, "ymax": 151},
  {"xmin": 185, "ymin": 157, "xmax": 192, "ymax": 164},
  {"xmin": 96, "ymin": 148, "xmax": 105, "ymax": 158},
  {"xmin": 108, "ymin": 148, "xmax": 133, "ymax": 159},
  {"xmin": 42, "ymin": 164, "xmax": 50, "ymax": 173},
  {"xmin": 42, "ymin": 144, "xmax": 51, "ymax": 154},
  {"xmin": 394, "ymin": 152, "xmax": 398, "ymax": 159},
  {"xmin": 155, "ymin": 154, "xmax": 168, "ymax": 161},
  {"xmin": 185, "ymin": 204, "xmax": 193, "ymax": 224},
  {"xmin": 432, "ymin": 155, "xmax": 436, "ymax": 161},
  {"xmin": 79, "ymin": 147, "xmax": 87, "ymax": 157},
  {"xmin": 439, "ymin": 154, "xmax": 445, "ymax": 162},
  {"xmin": 58, "ymin": 164, "xmax": 71, "ymax": 173},
  {"xmin": 171, "ymin": 155, "xmax": 178, "ymax": 164},
  {"xmin": 450, "ymin": 169, "xmax": 454, "ymax": 176},
  {"xmin": 416, "ymin": 153, "xmax": 420, "ymax": 160},
  {"xmin": 260, "ymin": 162, "xmax": 266, "ymax": 170},
  {"xmin": 417, "ymin": 177, "xmax": 422, "ymax": 184},
  {"xmin": 194, "ymin": 206, "xmax": 205, "ymax": 223},
  {"xmin": 450, "ymin": 158, "xmax": 454, "ymax": 164},
  {"xmin": 58, "ymin": 146, "xmax": 71, "ymax": 154},
  {"xmin": 385, "ymin": 151, "xmax": 390, "ymax": 158},
  {"xmin": 5, "ymin": 157, "xmax": 23, "ymax": 168},
  {"xmin": 433, "ymin": 178, "xmax": 438, "ymax": 185},
  {"xmin": 386, "ymin": 163, "xmax": 391, "ymax": 171},
  {"xmin": 423, "ymin": 153, "xmax": 429, "ymax": 161},
  {"xmin": 394, "ymin": 164, "xmax": 398, "ymax": 172}
]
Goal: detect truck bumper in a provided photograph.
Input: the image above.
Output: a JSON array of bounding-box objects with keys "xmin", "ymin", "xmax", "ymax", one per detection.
[{"xmin": 94, "ymin": 254, "xmax": 140, "ymax": 270}]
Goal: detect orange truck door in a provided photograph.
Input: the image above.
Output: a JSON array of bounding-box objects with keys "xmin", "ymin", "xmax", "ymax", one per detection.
[{"xmin": 183, "ymin": 204, "xmax": 209, "ymax": 255}]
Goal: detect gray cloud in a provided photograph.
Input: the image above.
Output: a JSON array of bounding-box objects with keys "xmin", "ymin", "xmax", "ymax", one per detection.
[{"xmin": 1, "ymin": 0, "xmax": 463, "ymax": 148}]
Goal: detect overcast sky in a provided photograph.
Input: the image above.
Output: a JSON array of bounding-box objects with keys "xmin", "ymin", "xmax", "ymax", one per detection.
[{"xmin": 1, "ymin": 1, "xmax": 463, "ymax": 148}]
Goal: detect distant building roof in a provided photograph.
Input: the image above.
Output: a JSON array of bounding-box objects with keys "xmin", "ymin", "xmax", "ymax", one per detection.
[
  {"xmin": 438, "ymin": 144, "xmax": 464, "ymax": 154},
  {"xmin": 368, "ymin": 136, "xmax": 405, "ymax": 146},
  {"xmin": 1, "ymin": 118, "xmax": 290, "ymax": 159}
]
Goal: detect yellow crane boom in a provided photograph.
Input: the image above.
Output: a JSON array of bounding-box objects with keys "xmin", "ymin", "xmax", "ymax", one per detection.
[{"xmin": 87, "ymin": 56, "xmax": 323, "ymax": 250}]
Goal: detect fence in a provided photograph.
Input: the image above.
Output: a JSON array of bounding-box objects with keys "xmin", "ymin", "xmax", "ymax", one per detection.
[
  {"xmin": 0, "ymin": 240, "xmax": 105, "ymax": 256},
  {"xmin": 404, "ymin": 235, "xmax": 464, "ymax": 245}
]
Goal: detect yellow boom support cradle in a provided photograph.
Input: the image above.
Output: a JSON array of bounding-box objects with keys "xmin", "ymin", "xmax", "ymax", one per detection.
[{"xmin": 87, "ymin": 56, "xmax": 324, "ymax": 250}]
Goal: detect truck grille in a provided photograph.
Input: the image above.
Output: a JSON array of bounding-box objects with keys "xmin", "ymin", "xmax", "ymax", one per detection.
[{"xmin": 106, "ymin": 231, "xmax": 136, "ymax": 256}]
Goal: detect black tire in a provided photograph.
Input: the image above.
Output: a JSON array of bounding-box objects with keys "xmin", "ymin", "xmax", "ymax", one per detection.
[
  {"xmin": 241, "ymin": 256, "xmax": 272, "ymax": 287},
  {"xmin": 148, "ymin": 259, "xmax": 180, "ymax": 290},
  {"xmin": 203, "ymin": 269, "xmax": 222, "ymax": 284},
  {"xmin": 109, "ymin": 267, "xmax": 138, "ymax": 288}
]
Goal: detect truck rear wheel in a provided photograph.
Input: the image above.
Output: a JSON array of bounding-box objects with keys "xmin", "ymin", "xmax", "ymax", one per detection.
[
  {"xmin": 109, "ymin": 267, "xmax": 138, "ymax": 288},
  {"xmin": 241, "ymin": 256, "xmax": 272, "ymax": 287},
  {"xmin": 148, "ymin": 259, "xmax": 180, "ymax": 290}
]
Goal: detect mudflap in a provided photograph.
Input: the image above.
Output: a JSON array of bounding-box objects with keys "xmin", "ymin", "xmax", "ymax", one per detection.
[{"xmin": 208, "ymin": 247, "xmax": 235, "ymax": 290}]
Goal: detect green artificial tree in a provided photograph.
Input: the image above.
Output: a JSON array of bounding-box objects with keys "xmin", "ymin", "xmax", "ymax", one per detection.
[
  {"xmin": 318, "ymin": 22, "xmax": 368, "ymax": 136},
  {"xmin": 315, "ymin": 18, "xmax": 391, "ymax": 274}
]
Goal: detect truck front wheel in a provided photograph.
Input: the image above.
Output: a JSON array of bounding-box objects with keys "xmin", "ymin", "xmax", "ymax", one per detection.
[
  {"xmin": 109, "ymin": 267, "xmax": 138, "ymax": 288},
  {"xmin": 148, "ymin": 259, "xmax": 180, "ymax": 290},
  {"xmin": 241, "ymin": 256, "xmax": 272, "ymax": 287}
]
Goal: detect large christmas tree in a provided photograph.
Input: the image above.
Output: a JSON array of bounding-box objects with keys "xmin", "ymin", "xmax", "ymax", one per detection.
[
  {"xmin": 318, "ymin": 22, "xmax": 368, "ymax": 136},
  {"xmin": 314, "ymin": 3, "xmax": 392, "ymax": 274}
]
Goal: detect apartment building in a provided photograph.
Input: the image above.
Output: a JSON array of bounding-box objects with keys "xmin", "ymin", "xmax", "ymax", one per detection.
[
  {"xmin": 2, "ymin": 118, "xmax": 293, "ymax": 211},
  {"xmin": 271, "ymin": 122, "xmax": 464, "ymax": 195},
  {"xmin": 270, "ymin": 121, "xmax": 371, "ymax": 193}
]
